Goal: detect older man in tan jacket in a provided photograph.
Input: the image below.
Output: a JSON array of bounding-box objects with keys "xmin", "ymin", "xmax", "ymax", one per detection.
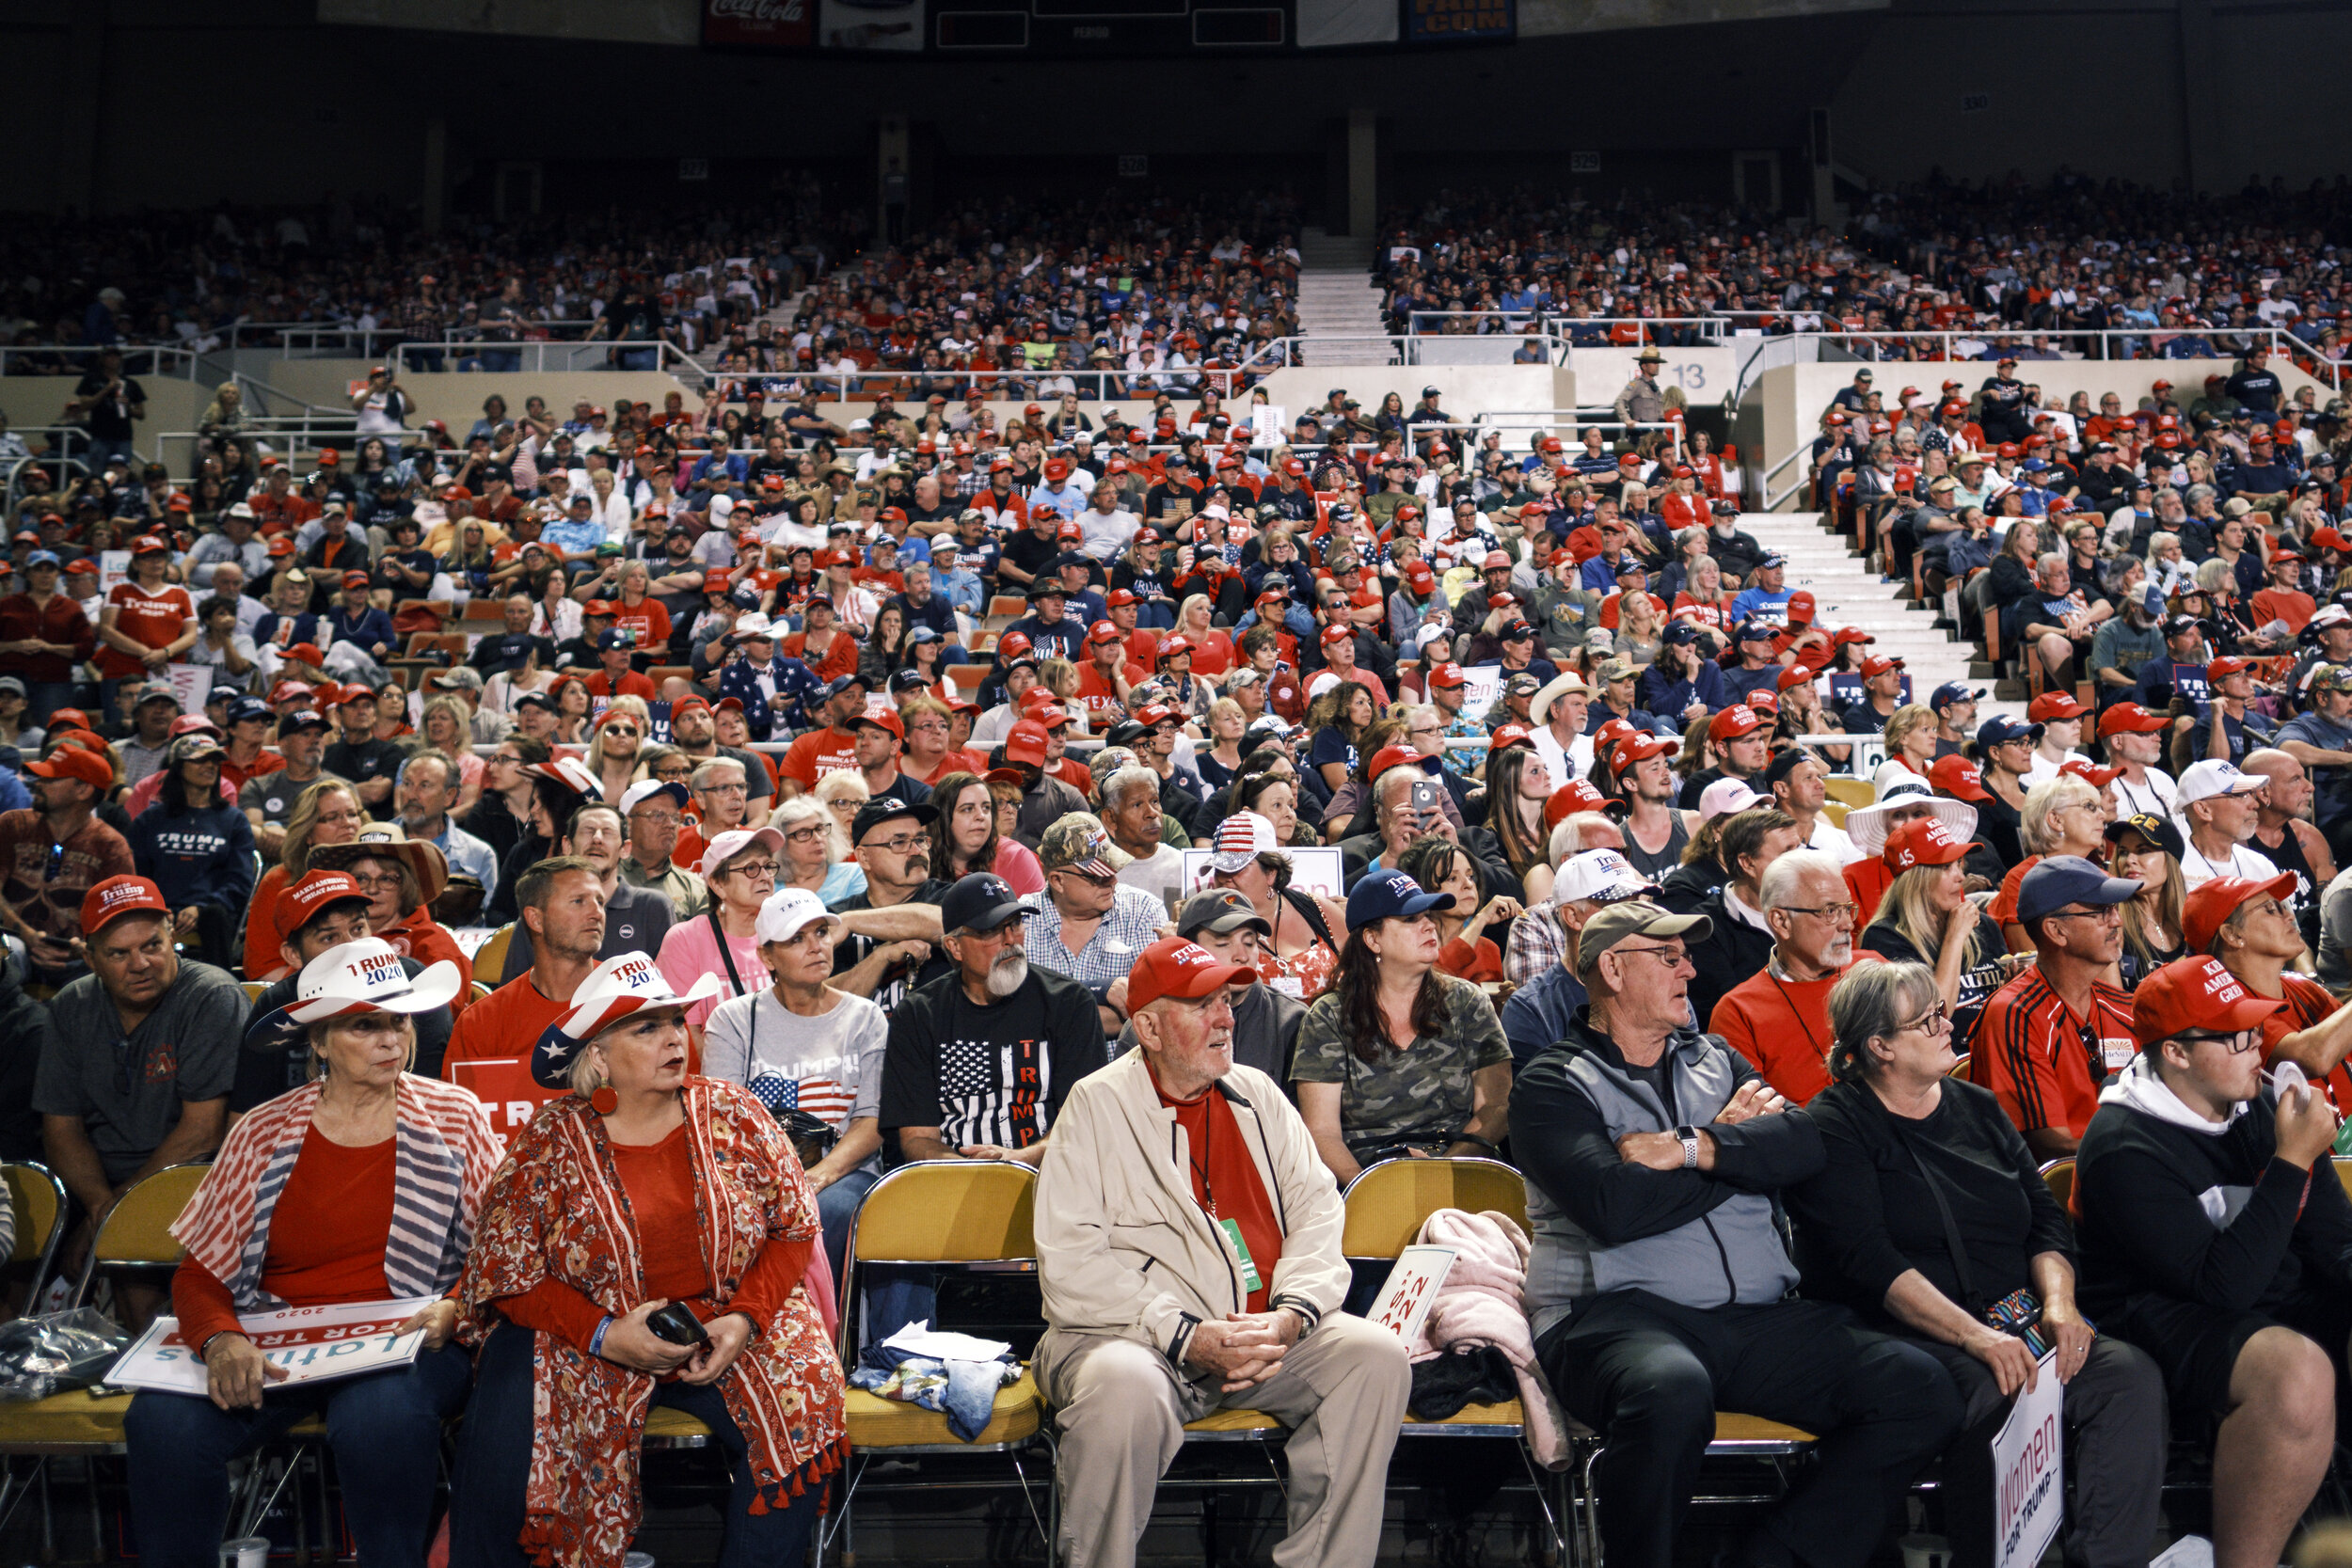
[{"xmin": 1035, "ymin": 936, "xmax": 1410, "ymax": 1568}]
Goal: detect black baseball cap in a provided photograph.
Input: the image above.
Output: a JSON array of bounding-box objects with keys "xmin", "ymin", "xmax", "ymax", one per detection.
[
  {"xmin": 850, "ymin": 795, "xmax": 938, "ymax": 847},
  {"xmin": 2105, "ymin": 812, "xmax": 2185, "ymax": 860},
  {"xmin": 1178, "ymin": 888, "xmax": 1272, "ymax": 941},
  {"xmin": 939, "ymin": 872, "xmax": 1025, "ymax": 935}
]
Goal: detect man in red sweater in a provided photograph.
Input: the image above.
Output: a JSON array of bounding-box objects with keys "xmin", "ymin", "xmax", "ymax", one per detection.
[{"xmin": 1709, "ymin": 847, "xmax": 1878, "ymax": 1102}]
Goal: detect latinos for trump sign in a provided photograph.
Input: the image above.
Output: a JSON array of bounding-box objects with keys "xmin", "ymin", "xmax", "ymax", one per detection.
[
  {"xmin": 1992, "ymin": 1353, "xmax": 2063, "ymax": 1568},
  {"xmin": 108, "ymin": 1298, "xmax": 440, "ymax": 1396},
  {"xmin": 704, "ymin": 0, "xmax": 814, "ymax": 49}
]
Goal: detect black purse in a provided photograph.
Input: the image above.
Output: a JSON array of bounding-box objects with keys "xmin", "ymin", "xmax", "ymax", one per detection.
[{"xmin": 1888, "ymin": 1110, "xmax": 2063, "ymax": 1356}]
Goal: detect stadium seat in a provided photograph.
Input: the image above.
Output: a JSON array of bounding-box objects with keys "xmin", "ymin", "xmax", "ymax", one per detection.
[
  {"xmin": 474, "ymin": 923, "xmax": 516, "ymax": 988},
  {"xmin": 1823, "ymin": 778, "xmax": 1874, "ymax": 812},
  {"xmin": 2041, "ymin": 1157, "xmax": 2074, "ymax": 1213},
  {"xmin": 0, "ymin": 1163, "xmax": 68, "ymax": 1308},
  {"xmin": 828, "ymin": 1161, "xmax": 1050, "ymax": 1563}
]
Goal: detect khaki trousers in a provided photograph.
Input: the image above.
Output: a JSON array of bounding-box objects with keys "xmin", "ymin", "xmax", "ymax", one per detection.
[{"xmin": 1034, "ymin": 1314, "xmax": 1410, "ymax": 1568}]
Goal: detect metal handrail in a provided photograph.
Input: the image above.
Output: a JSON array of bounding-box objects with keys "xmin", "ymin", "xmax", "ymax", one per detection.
[
  {"xmin": 387, "ymin": 339, "xmax": 701, "ymax": 376},
  {"xmin": 1759, "ymin": 443, "xmax": 1816, "ymax": 513},
  {"xmin": 0, "ymin": 344, "xmax": 209, "ymax": 380}
]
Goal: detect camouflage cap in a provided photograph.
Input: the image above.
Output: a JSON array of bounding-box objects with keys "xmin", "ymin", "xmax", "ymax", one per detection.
[{"xmin": 1037, "ymin": 813, "xmax": 1134, "ymax": 878}]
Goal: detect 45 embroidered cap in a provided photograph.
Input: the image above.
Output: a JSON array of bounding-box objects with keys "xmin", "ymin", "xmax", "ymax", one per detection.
[
  {"xmin": 2129, "ymin": 956, "xmax": 2284, "ymax": 1049},
  {"xmin": 270, "ymin": 935, "xmax": 462, "ymax": 1034},
  {"xmin": 1126, "ymin": 936, "xmax": 1255, "ymax": 1014},
  {"xmin": 533, "ymin": 954, "xmax": 725, "ymax": 1088}
]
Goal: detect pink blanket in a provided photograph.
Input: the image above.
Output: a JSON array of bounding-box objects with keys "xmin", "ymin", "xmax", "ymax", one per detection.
[{"xmin": 1406, "ymin": 1208, "xmax": 1571, "ymax": 1469}]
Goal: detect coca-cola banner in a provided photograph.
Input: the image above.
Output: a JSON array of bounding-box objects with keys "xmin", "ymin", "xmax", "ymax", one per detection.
[{"xmin": 703, "ymin": 0, "xmax": 815, "ymax": 49}]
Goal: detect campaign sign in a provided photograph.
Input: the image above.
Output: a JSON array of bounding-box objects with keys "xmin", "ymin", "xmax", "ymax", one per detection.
[
  {"xmin": 1992, "ymin": 1353, "xmax": 2063, "ymax": 1568},
  {"xmin": 1180, "ymin": 846, "xmax": 1343, "ymax": 901},
  {"xmin": 109, "ymin": 1297, "xmax": 439, "ymax": 1396},
  {"xmin": 451, "ymin": 1057, "xmax": 564, "ymax": 1149},
  {"xmin": 1366, "ymin": 1245, "xmax": 1459, "ymax": 1344}
]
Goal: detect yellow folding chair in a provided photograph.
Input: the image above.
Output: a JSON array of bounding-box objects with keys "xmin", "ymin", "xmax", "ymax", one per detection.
[
  {"xmin": 827, "ymin": 1161, "xmax": 1051, "ymax": 1562},
  {"xmin": 473, "ymin": 923, "xmax": 516, "ymax": 989},
  {"xmin": 1340, "ymin": 1158, "xmax": 1568, "ymax": 1558},
  {"xmin": 2042, "ymin": 1157, "xmax": 2074, "ymax": 1214},
  {"xmin": 1823, "ymin": 777, "xmax": 1875, "ymax": 811},
  {"xmin": 0, "ymin": 1163, "xmax": 69, "ymax": 1308}
]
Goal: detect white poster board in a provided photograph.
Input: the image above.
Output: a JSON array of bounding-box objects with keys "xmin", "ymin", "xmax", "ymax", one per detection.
[
  {"xmin": 1992, "ymin": 1353, "xmax": 2064, "ymax": 1568},
  {"xmin": 1455, "ymin": 665, "xmax": 1502, "ymax": 721},
  {"xmin": 98, "ymin": 548, "xmax": 131, "ymax": 596},
  {"xmin": 1180, "ymin": 845, "xmax": 1343, "ymax": 901},
  {"xmin": 107, "ymin": 1297, "xmax": 438, "ymax": 1396},
  {"xmin": 1365, "ymin": 1244, "xmax": 1457, "ymax": 1345},
  {"xmin": 1250, "ymin": 407, "xmax": 1287, "ymax": 448},
  {"xmin": 166, "ymin": 663, "xmax": 213, "ymax": 714}
]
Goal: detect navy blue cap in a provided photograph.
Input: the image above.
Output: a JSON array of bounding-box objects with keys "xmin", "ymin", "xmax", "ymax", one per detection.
[
  {"xmin": 596, "ymin": 629, "xmax": 636, "ymax": 651},
  {"xmin": 1346, "ymin": 867, "xmax": 1455, "ymax": 933},
  {"xmin": 1661, "ymin": 621, "xmax": 1700, "ymax": 647},
  {"xmin": 228, "ymin": 697, "xmax": 273, "ymax": 724},
  {"xmin": 1976, "ymin": 716, "xmax": 2043, "ymax": 747},
  {"xmin": 2016, "ymin": 854, "xmax": 2142, "ymax": 925},
  {"xmin": 822, "ymin": 673, "xmax": 869, "ymax": 700},
  {"xmin": 729, "ymin": 588, "xmax": 761, "ymax": 610},
  {"xmin": 1930, "ymin": 682, "xmax": 1985, "ymax": 709},
  {"xmin": 208, "ymin": 686, "xmax": 243, "ymax": 705},
  {"xmin": 939, "ymin": 872, "xmax": 1025, "ymax": 935},
  {"xmin": 1734, "ymin": 620, "xmax": 1774, "ymax": 641},
  {"xmin": 1756, "ymin": 553, "xmax": 1788, "ymax": 570}
]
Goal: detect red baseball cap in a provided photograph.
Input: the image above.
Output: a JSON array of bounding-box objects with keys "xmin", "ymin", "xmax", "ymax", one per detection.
[
  {"xmin": 2207, "ymin": 656, "xmax": 2256, "ymax": 678},
  {"xmin": 2129, "ymin": 955, "xmax": 2284, "ymax": 1049},
  {"xmin": 1612, "ymin": 734, "xmax": 1677, "ymax": 775},
  {"xmin": 1366, "ymin": 744, "xmax": 1428, "ymax": 783},
  {"xmin": 1157, "ymin": 634, "xmax": 1194, "ymax": 660},
  {"xmin": 1126, "ymin": 936, "xmax": 1255, "ymax": 1014},
  {"xmin": 1003, "ymin": 720, "xmax": 1051, "ymax": 768},
  {"xmin": 1859, "ymin": 655, "xmax": 1905, "ymax": 679},
  {"xmin": 283, "ymin": 642, "xmax": 326, "ymax": 666},
  {"xmin": 1708, "ymin": 705, "xmax": 1762, "ymax": 743},
  {"xmin": 1785, "ymin": 591, "xmax": 1816, "ymax": 626},
  {"xmin": 2027, "ymin": 691, "xmax": 2087, "ymax": 722},
  {"xmin": 1104, "ymin": 589, "xmax": 1139, "ymax": 610},
  {"xmin": 1883, "ymin": 816, "xmax": 1973, "ymax": 872},
  {"xmin": 2097, "ymin": 703, "xmax": 2169, "ymax": 737},
  {"xmin": 1320, "ymin": 624, "xmax": 1354, "ymax": 648},
  {"xmin": 277, "ymin": 870, "xmax": 371, "ymax": 939},
  {"xmin": 42, "ymin": 707, "xmax": 93, "ymax": 735},
  {"xmin": 2181, "ymin": 873, "xmax": 2299, "ymax": 955},
  {"xmin": 1543, "ymin": 779, "xmax": 1617, "ymax": 829},
  {"xmin": 1426, "ymin": 662, "xmax": 1467, "ymax": 689},
  {"xmin": 342, "ymin": 570, "xmax": 371, "ymax": 589},
  {"xmin": 996, "ymin": 631, "xmax": 1034, "ymax": 662},
  {"xmin": 2059, "ymin": 760, "xmax": 2122, "ymax": 789},
  {"xmin": 24, "ymin": 746, "xmax": 110, "ymax": 792},
  {"xmin": 1928, "ymin": 754, "xmax": 1993, "ymax": 803},
  {"xmin": 82, "ymin": 875, "xmax": 167, "ymax": 938},
  {"xmin": 1088, "ymin": 620, "xmax": 1123, "ymax": 645},
  {"xmin": 1488, "ymin": 723, "xmax": 1535, "ymax": 753},
  {"xmin": 1775, "ymin": 665, "xmax": 1819, "ymax": 693}
]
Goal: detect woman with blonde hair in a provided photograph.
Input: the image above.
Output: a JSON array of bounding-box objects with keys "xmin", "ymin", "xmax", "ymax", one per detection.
[
  {"xmin": 244, "ymin": 781, "xmax": 368, "ymax": 980},
  {"xmin": 584, "ymin": 699, "xmax": 651, "ymax": 808},
  {"xmin": 1986, "ymin": 774, "xmax": 2108, "ymax": 953},
  {"xmin": 1199, "ymin": 697, "xmax": 1248, "ymax": 791},
  {"xmin": 420, "ymin": 695, "xmax": 485, "ymax": 814},
  {"xmin": 1038, "ymin": 656, "xmax": 1089, "ymax": 733},
  {"xmin": 771, "ymin": 793, "xmax": 865, "ymax": 907},
  {"xmin": 1174, "ymin": 593, "xmax": 1235, "ymax": 680},
  {"xmin": 1876, "ymin": 703, "xmax": 1942, "ymax": 789},
  {"xmin": 1859, "ymin": 818, "xmax": 2001, "ymax": 1033},
  {"xmin": 1615, "ymin": 586, "xmax": 1663, "ymax": 674},
  {"xmin": 812, "ymin": 768, "xmax": 870, "ymax": 847}
]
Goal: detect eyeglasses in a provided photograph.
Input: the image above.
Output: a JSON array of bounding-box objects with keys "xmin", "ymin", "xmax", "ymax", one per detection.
[
  {"xmin": 784, "ymin": 825, "xmax": 825, "ymax": 844},
  {"xmin": 2172, "ymin": 1028, "xmax": 2262, "ymax": 1054},
  {"xmin": 701, "ymin": 781, "xmax": 748, "ymax": 795},
  {"xmin": 725, "ymin": 860, "xmax": 780, "ymax": 879},
  {"xmin": 348, "ymin": 870, "xmax": 405, "ymax": 893},
  {"xmin": 1778, "ymin": 902, "xmax": 1859, "ymax": 926},
  {"xmin": 1896, "ymin": 1000, "xmax": 1952, "ymax": 1037},
  {"xmin": 1611, "ymin": 944, "xmax": 1692, "ymax": 970},
  {"xmin": 2046, "ymin": 905, "xmax": 2124, "ymax": 927},
  {"xmin": 630, "ymin": 810, "xmax": 678, "ymax": 827},
  {"xmin": 862, "ymin": 834, "xmax": 928, "ymax": 855}
]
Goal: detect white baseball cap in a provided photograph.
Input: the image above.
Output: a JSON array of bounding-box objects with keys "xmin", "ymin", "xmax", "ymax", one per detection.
[
  {"xmin": 2178, "ymin": 758, "xmax": 2266, "ymax": 805},
  {"xmin": 755, "ymin": 885, "xmax": 841, "ymax": 945},
  {"xmin": 619, "ymin": 779, "xmax": 690, "ymax": 815},
  {"xmin": 1697, "ymin": 778, "xmax": 1767, "ymax": 821},
  {"xmin": 1553, "ymin": 848, "xmax": 1656, "ymax": 906},
  {"xmin": 1209, "ymin": 812, "xmax": 1278, "ymax": 873}
]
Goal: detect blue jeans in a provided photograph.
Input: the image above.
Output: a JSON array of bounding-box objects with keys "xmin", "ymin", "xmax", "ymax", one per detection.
[
  {"xmin": 21, "ymin": 680, "xmax": 79, "ymax": 725},
  {"xmin": 87, "ymin": 438, "xmax": 136, "ymax": 471},
  {"xmin": 817, "ymin": 1166, "xmax": 877, "ymax": 1286},
  {"xmin": 124, "ymin": 1342, "xmax": 470, "ymax": 1568},
  {"xmin": 450, "ymin": 1323, "xmax": 821, "ymax": 1568}
]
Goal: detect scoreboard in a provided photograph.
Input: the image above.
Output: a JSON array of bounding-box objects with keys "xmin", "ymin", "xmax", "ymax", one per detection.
[{"xmin": 702, "ymin": 0, "xmax": 1511, "ymax": 53}]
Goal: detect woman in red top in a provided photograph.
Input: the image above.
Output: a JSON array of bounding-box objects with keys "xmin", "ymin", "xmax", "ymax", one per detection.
[
  {"xmin": 126, "ymin": 939, "xmax": 498, "ymax": 1568},
  {"xmin": 778, "ymin": 593, "xmax": 857, "ymax": 683},
  {"xmin": 1399, "ymin": 835, "xmax": 1520, "ymax": 984},
  {"xmin": 452, "ymin": 956, "xmax": 846, "ymax": 1568},
  {"xmin": 95, "ymin": 537, "xmax": 198, "ymax": 698}
]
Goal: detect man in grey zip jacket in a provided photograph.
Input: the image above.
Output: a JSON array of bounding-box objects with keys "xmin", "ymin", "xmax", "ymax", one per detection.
[
  {"xmin": 1037, "ymin": 937, "xmax": 1409, "ymax": 1568},
  {"xmin": 1512, "ymin": 900, "xmax": 1962, "ymax": 1568}
]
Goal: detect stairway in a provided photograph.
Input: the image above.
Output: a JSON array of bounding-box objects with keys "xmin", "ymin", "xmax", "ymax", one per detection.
[
  {"xmin": 1294, "ymin": 229, "xmax": 1387, "ymax": 366},
  {"xmin": 1734, "ymin": 511, "xmax": 2020, "ymax": 720}
]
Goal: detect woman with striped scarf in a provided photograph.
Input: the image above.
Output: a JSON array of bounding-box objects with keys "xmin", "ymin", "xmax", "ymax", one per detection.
[{"xmin": 125, "ymin": 937, "xmax": 501, "ymax": 1568}]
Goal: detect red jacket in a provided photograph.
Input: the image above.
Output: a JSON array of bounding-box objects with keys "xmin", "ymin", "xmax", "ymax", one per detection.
[{"xmin": 0, "ymin": 591, "xmax": 95, "ymax": 683}]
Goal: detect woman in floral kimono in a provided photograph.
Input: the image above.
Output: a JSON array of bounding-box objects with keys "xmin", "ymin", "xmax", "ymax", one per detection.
[{"xmin": 449, "ymin": 954, "xmax": 847, "ymax": 1568}]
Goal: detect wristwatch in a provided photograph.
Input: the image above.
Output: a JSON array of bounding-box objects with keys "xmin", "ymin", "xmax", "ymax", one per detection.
[{"xmin": 1675, "ymin": 1125, "xmax": 1701, "ymax": 1169}]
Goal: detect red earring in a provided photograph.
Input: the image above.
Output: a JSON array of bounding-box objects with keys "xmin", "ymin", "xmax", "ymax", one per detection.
[{"xmin": 591, "ymin": 1086, "xmax": 619, "ymax": 1116}]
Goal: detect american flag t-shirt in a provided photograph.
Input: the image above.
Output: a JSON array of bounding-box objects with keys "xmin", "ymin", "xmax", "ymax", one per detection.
[{"xmin": 939, "ymin": 1035, "xmax": 1048, "ymax": 1150}]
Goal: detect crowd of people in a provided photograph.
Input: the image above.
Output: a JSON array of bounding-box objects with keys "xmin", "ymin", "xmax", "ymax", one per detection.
[
  {"xmin": 1377, "ymin": 176, "xmax": 2352, "ymax": 373},
  {"xmin": 16, "ymin": 208, "xmax": 2352, "ymax": 1567}
]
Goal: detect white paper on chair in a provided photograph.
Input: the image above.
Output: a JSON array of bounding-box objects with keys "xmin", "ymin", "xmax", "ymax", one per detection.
[
  {"xmin": 1364, "ymin": 1245, "xmax": 1457, "ymax": 1345},
  {"xmin": 105, "ymin": 1297, "xmax": 440, "ymax": 1396},
  {"xmin": 881, "ymin": 1321, "xmax": 1012, "ymax": 1363}
]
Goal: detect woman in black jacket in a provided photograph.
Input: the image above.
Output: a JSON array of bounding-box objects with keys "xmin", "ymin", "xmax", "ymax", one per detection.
[{"xmin": 1789, "ymin": 960, "xmax": 2165, "ymax": 1568}]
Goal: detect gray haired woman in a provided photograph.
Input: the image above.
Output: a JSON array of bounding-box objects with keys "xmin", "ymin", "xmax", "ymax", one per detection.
[{"xmin": 1787, "ymin": 960, "xmax": 2166, "ymax": 1568}]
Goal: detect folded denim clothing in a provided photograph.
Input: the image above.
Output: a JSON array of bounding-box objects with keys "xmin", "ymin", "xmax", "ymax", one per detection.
[{"xmin": 850, "ymin": 1342, "xmax": 1021, "ymax": 1441}]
